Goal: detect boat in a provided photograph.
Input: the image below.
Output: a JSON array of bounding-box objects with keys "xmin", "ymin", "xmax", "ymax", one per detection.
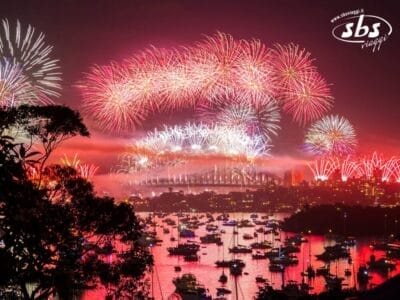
[
  {"xmin": 282, "ymin": 244, "xmax": 300, "ymax": 253},
  {"xmin": 265, "ymin": 248, "xmax": 280, "ymax": 258},
  {"xmin": 269, "ymin": 263, "xmax": 285, "ymax": 272},
  {"xmin": 242, "ymin": 233, "xmax": 253, "ymax": 240},
  {"xmin": 215, "ymin": 259, "xmax": 245, "ymax": 268},
  {"xmin": 184, "ymin": 254, "xmax": 199, "ymax": 262},
  {"xmin": 285, "ymin": 234, "xmax": 307, "ymax": 246},
  {"xmin": 254, "ymin": 220, "xmax": 267, "ymax": 226},
  {"xmin": 216, "ymin": 214, "xmax": 229, "ymax": 221},
  {"xmin": 229, "ymin": 262, "xmax": 243, "ymax": 276},
  {"xmin": 256, "ymin": 227, "xmax": 265, "ymax": 233},
  {"xmin": 250, "ymin": 213, "xmax": 258, "ymax": 219},
  {"xmin": 316, "ymin": 244, "xmax": 350, "ymax": 261},
  {"xmin": 218, "ymin": 272, "xmax": 228, "ymax": 284},
  {"xmin": 216, "ymin": 287, "xmax": 232, "ymax": 296},
  {"xmin": 237, "ymin": 219, "xmax": 254, "ymax": 228},
  {"xmin": 324, "ymin": 275, "xmax": 344, "ymax": 292},
  {"xmin": 164, "ymin": 218, "xmax": 176, "ymax": 226},
  {"xmin": 222, "ymin": 220, "xmax": 237, "ymax": 226},
  {"xmin": 367, "ymin": 255, "xmax": 396, "ymax": 272},
  {"xmin": 270, "ymin": 254, "xmax": 299, "ymax": 266},
  {"xmin": 174, "ymin": 265, "xmax": 182, "ymax": 272},
  {"xmin": 200, "ymin": 233, "xmax": 222, "ymax": 244},
  {"xmin": 301, "ymin": 265, "xmax": 316, "ymax": 279},
  {"xmin": 255, "ymin": 276, "xmax": 267, "ymax": 283},
  {"xmin": 229, "ymin": 245, "xmax": 252, "ymax": 254},
  {"xmin": 252, "ymin": 251, "xmax": 268, "ymax": 260},
  {"xmin": 316, "ymin": 265, "xmax": 330, "ymax": 276},
  {"xmin": 168, "ymin": 243, "xmax": 200, "ymax": 256},
  {"xmin": 357, "ymin": 265, "xmax": 371, "ymax": 283},
  {"xmin": 250, "ymin": 241, "xmax": 272, "ymax": 249},
  {"xmin": 205, "ymin": 224, "xmax": 218, "ymax": 232},
  {"xmin": 179, "ymin": 229, "xmax": 195, "ymax": 238}
]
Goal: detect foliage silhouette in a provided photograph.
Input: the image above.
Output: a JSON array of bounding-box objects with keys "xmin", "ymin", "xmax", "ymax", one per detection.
[{"xmin": 0, "ymin": 105, "xmax": 152, "ymax": 299}]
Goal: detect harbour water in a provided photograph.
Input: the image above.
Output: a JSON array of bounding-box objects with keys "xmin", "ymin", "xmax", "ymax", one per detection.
[{"xmin": 84, "ymin": 212, "xmax": 400, "ymax": 299}]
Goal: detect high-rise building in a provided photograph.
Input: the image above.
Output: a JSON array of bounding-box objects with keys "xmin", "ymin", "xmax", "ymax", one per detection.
[{"xmin": 283, "ymin": 169, "xmax": 304, "ymax": 186}]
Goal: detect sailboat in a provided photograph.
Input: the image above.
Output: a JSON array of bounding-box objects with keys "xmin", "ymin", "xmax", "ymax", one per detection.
[
  {"xmin": 229, "ymin": 222, "xmax": 245, "ymax": 276},
  {"xmin": 174, "ymin": 213, "xmax": 181, "ymax": 272},
  {"xmin": 218, "ymin": 244, "xmax": 228, "ymax": 283},
  {"xmin": 219, "ymin": 270, "xmax": 228, "ymax": 284},
  {"xmin": 305, "ymin": 238, "xmax": 315, "ymax": 279}
]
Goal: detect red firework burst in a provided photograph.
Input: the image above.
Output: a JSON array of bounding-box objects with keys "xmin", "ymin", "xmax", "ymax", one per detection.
[{"xmin": 283, "ymin": 71, "xmax": 334, "ymax": 125}]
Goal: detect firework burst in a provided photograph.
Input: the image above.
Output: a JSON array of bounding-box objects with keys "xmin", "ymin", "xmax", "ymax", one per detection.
[
  {"xmin": 61, "ymin": 154, "xmax": 98, "ymax": 180},
  {"xmin": 0, "ymin": 61, "xmax": 33, "ymax": 106},
  {"xmin": 197, "ymin": 32, "xmax": 242, "ymax": 98},
  {"xmin": 305, "ymin": 115, "xmax": 357, "ymax": 156},
  {"xmin": 120, "ymin": 122, "xmax": 271, "ymax": 173},
  {"xmin": 271, "ymin": 43, "xmax": 316, "ymax": 87},
  {"xmin": 0, "ymin": 19, "xmax": 61, "ymax": 100},
  {"xmin": 283, "ymin": 71, "xmax": 333, "ymax": 125},
  {"xmin": 359, "ymin": 152, "xmax": 384, "ymax": 179},
  {"xmin": 197, "ymin": 90, "xmax": 281, "ymax": 142},
  {"xmin": 339, "ymin": 156, "xmax": 360, "ymax": 181},
  {"xmin": 308, "ymin": 158, "xmax": 336, "ymax": 181},
  {"xmin": 79, "ymin": 32, "xmax": 332, "ymax": 134},
  {"xmin": 234, "ymin": 39, "xmax": 277, "ymax": 99},
  {"xmin": 79, "ymin": 64, "xmax": 148, "ymax": 132}
]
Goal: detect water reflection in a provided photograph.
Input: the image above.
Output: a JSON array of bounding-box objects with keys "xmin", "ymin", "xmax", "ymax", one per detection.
[{"xmin": 84, "ymin": 213, "xmax": 399, "ymax": 299}]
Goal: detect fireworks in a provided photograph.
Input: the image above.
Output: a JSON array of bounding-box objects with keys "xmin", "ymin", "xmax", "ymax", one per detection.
[
  {"xmin": 0, "ymin": 61, "xmax": 32, "ymax": 106},
  {"xmin": 305, "ymin": 115, "xmax": 357, "ymax": 156},
  {"xmin": 184, "ymin": 123, "xmax": 210, "ymax": 151},
  {"xmin": 394, "ymin": 161, "xmax": 400, "ymax": 183},
  {"xmin": 339, "ymin": 157, "xmax": 360, "ymax": 182},
  {"xmin": 61, "ymin": 154, "xmax": 98, "ymax": 180},
  {"xmin": 79, "ymin": 32, "xmax": 332, "ymax": 133},
  {"xmin": 140, "ymin": 122, "xmax": 270, "ymax": 158},
  {"xmin": 271, "ymin": 43, "xmax": 316, "ymax": 88},
  {"xmin": 0, "ymin": 19, "xmax": 61, "ymax": 102},
  {"xmin": 234, "ymin": 39, "xmax": 277, "ymax": 98},
  {"xmin": 195, "ymin": 32, "xmax": 241, "ymax": 98},
  {"xmin": 283, "ymin": 72, "xmax": 333, "ymax": 125},
  {"xmin": 77, "ymin": 164, "xmax": 99, "ymax": 180},
  {"xmin": 78, "ymin": 64, "xmax": 148, "ymax": 132},
  {"xmin": 249, "ymin": 96, "xmax": 281, "ymax": 141},
  {"xmin": 307, "ymin": 152, "xmax": 400, "ymax": 183},
  {"xmin": 308, "ymin": 158, "xmax": 336, "ymax": 181},
  {"xmin": 359, "ymin": 152, "xmax": 384, "ymax": 179},
  {"xmin": 119, "ymin": 122, "xmax": 271, "ymax": 173},
  {"xmin": 197, "ymin": 90, "xmax": 281, "ymax": 142}
]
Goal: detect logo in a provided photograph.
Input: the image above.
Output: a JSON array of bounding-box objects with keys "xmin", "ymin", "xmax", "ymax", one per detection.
[{"xmin": 331, "ymin": 9, "xmax": 392, "ymax": 52}]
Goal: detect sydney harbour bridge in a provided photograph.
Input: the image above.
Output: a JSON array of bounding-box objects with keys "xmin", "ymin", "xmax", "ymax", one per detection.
[{"xmin": 136, "ymin": 168, "xmax": 282, "ymax": 188}]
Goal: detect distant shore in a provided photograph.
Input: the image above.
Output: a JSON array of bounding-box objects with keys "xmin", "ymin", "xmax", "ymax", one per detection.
[{"xmin": 282, "ymin": 204, "xmax": 400, "ymax": 236}]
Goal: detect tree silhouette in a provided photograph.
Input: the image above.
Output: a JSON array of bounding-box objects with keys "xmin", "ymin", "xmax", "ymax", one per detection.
[{"xmin": 0, "ymin": 105, "xmax": 152, "ymax": 299}]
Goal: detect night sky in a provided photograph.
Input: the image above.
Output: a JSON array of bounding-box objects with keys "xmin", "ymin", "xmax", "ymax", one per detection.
[{"xmin": 2, "ymin": 0, "xmax": 399, "ymax": 174}]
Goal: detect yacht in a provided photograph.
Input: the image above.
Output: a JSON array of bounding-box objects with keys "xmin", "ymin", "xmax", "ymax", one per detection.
[{"xmin": 168, "ymin": 243, "xmax": 200, "ymax": 255}]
